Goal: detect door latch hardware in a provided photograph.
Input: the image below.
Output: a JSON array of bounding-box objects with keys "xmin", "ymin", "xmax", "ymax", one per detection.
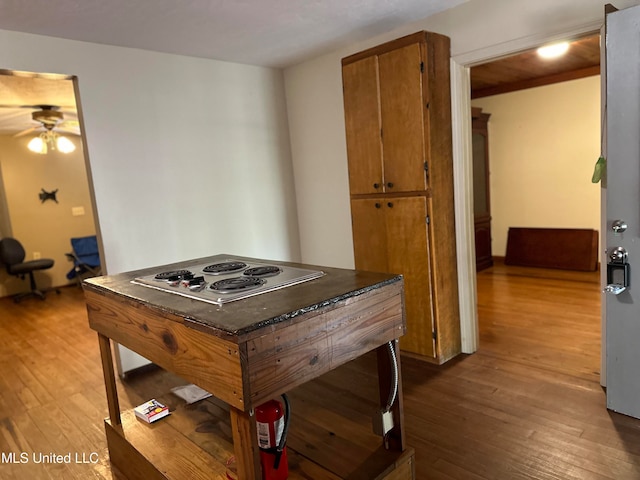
[
  {"xmin": 612, "ymin": 219, "xmax": 628, "ymax": 234},
  {"xmin": 604, "ymin": 246, "xmax": 630, "ymax": 295},
  {"xmin": 605, "ymin": 284, "xmax": 627, "ymax": 295}
]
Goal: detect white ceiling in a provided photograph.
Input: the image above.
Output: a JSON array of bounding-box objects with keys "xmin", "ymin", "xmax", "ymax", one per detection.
[
  {"xmin": 0, "ymin": 0, "xmax": 464, "ymax": 69},
  {"xmin": 0, "ymin": 0, "xmax": 465, "ymax": 136}
]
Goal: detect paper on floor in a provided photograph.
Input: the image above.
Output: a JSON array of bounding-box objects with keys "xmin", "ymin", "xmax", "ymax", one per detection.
[{"xmin": 171, "ymin": 384, "xmax": 213, "ymax": 404}]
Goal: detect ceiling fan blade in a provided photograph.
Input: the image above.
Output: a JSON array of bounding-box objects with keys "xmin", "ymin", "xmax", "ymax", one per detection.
[
  {"xmin": 13, "ymin": 126, "xmax": 39, "ymax": 138},
  {"xmin": 0, "ymin": 109, "xmax": 31, "ymax": 124},
  {"xmin": 59, "ymin": 119, "xmax": 79, "ymax": 128},
  {"xmin": 0, "ymin": 104, "xmax": 35, "ymax": 109},
  {"xmin": 0, "ymin": 104, "xmax": 71, "ymax": 110},
  {"xmin": 56, "ymin": 129, "xmax": 81, "ymax": 137}
]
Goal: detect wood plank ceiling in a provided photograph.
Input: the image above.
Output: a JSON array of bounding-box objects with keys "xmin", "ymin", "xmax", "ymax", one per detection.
[{"xmin": 470, "ymin": 34, "xmax": 601, "ymax": 99}]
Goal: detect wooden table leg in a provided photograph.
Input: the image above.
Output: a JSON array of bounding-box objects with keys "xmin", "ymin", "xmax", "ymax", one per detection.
[
  {"xmin": 230, "ymin": 406, "xmax": 261, "ymax": 480},
  {"xmin": 98, "ymin": 333, "xmax": 122, "ymax": 427},
  {"xmin": 376, "ymin": 339, "xmax": 405, "ymax": 451}
]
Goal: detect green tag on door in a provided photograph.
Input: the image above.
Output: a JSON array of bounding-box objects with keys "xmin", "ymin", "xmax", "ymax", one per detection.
[{"xmin": 592, "ymin": 156, "xmax": 606, "ymax": 183}]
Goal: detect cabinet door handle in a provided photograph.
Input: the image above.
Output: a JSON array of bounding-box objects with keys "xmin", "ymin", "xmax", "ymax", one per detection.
[
  {"xmin": 387, "ymin": 182, "xmax": 394, "ymax": 188},
  {"xmin": 373, "ymin": 183, "xmax": 380, "ymax": 189},
  {"xmin": 375, "ymin": 203, "xmax": 381, "ymax": 209},
  {"xmin": 387, "ymin": 202, "xmax": 393, "ymax": 208}
]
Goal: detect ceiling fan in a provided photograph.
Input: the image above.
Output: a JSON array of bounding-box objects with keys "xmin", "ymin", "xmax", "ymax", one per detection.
[
  {"xmin": 0, "ymin": 104, "xmax": 80, "ymax": 154},
  {"xmin": 10, "ymin": 104, "xmax": 80, "ymax": 138}
]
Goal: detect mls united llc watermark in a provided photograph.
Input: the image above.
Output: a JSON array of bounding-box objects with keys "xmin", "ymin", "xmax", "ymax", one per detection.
[{"xmin": 2, "ymin": 451, "xmax": 100, "ymax": 464}]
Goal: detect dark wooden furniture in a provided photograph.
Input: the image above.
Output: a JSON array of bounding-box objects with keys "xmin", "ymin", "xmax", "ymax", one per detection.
[
  {"xmin": 505, "ymin": 227, "xmax": 598, "ymax": 271},
  {"xmin": 84, "ymin": 254, "xmax": 414, "ymax": 480},
  {"xmin": 341, "ymin": 31, "xmax": 461, "ymax": 364},
  {"xmin": 472, "ymin": 107, "xmax": 493, "ymax": 271}
]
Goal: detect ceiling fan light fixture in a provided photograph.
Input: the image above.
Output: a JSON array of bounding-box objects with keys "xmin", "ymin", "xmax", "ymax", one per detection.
[
  {"xmin": 56, "ymin": 135, "xmax": 76, "ymax": 153},
  {"xmin": 537, "ymin": 42, "xmax": 570, "ymax": 59},
  {"xmin": 27, "ymin": 129, "xmax": 75, "ymax": 154},
  {"xmin": 28, "ymin": 136, "xmax": 47, "ymax": 154}
]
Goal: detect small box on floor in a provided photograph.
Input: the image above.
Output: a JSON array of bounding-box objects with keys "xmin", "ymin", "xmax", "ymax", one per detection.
[{"xmin": 134, "ymin": 399, "xmax": 170, "ymax": 423}]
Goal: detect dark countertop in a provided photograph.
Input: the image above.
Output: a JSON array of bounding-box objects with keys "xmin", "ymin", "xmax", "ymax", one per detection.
[{"xmin": 83, "ymin": 254, "xmax": 402, "ymax": 339}]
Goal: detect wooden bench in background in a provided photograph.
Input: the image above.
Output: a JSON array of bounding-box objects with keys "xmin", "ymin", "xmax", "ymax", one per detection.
[{"xmin": 505, "ymin": 227, "xmax": 599, "ymax": 272}]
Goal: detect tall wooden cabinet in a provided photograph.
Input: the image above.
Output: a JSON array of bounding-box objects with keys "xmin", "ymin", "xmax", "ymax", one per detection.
[
  {"xmin": 472, "ymin": 107, "xmax": 493, "ymax": 271},
  {"xmin": 342, "ymin": 31, "xmax": 461, "ymax": 363}
]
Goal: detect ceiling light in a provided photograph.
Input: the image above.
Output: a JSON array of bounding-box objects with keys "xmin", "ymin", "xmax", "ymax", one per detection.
[
  {"xmin": 56, "ymin": 135, "xmax": 76, "ymax": 153},
  {"xmin": 27, "ymin": 136, "xmax": 46, "ymax": 154},
  {"xmin": 27, "ymin": 130, "xmax": 76, "ymax": 154},
  {"xmin": 537, "ymin": 42, "xmax": 569, "ymax": 59}
]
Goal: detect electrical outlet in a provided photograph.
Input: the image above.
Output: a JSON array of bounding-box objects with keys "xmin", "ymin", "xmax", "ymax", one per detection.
[
  {"xmin": 33, "ymin": 252, "xmax": 41, "ymax": 260},
  {"xmin": 372, "ymin": 409, "xmax": 394, "ymax": 436}
]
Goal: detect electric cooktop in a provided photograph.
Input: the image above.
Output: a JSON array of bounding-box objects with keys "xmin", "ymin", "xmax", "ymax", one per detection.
[{"xmin": 131, "ymin": 258, "xmax": 325, "ymax": 305}]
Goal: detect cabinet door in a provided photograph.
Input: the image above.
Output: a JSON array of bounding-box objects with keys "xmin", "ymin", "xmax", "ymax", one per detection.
[
  {"xmin": 350, "ymin": 199, "xmax": 388, "ymax": 273},
  {"xmin": 379, "ymin": 43, "xmax": 426, "ymax": 193},
  {"xmin": 384, "ymin": 197, "xmax": 435, "ymax": 357},
  {"xmin": 343, "ymin": 57, "xmax": 384, "ymax": 195}
]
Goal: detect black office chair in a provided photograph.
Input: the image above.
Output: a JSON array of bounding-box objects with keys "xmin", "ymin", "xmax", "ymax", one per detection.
[{"xmin": 0, "ymin": 237, "xmax": 56, "ymax": 303}]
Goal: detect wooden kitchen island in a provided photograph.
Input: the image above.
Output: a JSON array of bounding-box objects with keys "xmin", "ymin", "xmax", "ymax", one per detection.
[{"xmin": 84, "ymin": 254, "xmax": 414, "ymax": 480}]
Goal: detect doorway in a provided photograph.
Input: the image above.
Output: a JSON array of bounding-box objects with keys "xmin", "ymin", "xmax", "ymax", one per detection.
[
  {"xmin": 0, "ymin": 70, "xmax": 101, "ymax": 298},
  {"xmin": 451, "ymin": 28, "xmax": 604, "ymax": 358},
  {"xmin": 470, "ymin": 42, "xmax": 602, "ymax": 372},
  {"xmin": 469, "ymin": 36, "xmax": 601, "ymax": 269}
]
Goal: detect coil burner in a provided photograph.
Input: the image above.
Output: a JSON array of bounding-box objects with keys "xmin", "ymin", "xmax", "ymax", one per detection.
[
  {"xmin": 209, "ymin": 276, "xmax": 266, "ymax": 293},
  {"xmin": 203, "ymin": 262, "xmax": 247, "ymax": 275},
  {"xmin": 132, "ymin": 258, "xmax": 324, "ymax": 305}
]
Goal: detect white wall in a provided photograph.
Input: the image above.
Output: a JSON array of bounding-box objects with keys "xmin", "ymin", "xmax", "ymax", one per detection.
[
  {"xmin": 284, "ymin": 0, "xmax": 639, "ymax": 269},
  {"xmin": 0, "ymin": 134, "xmax": 96, "ymax": 296},
  {"xmin": 285, "ymin": 53, "xmax": 353, "ymax": 268},
  {"xmin": 472, "ymin": 76, "xmax": 601, "ymax": 256},
  {"xmin": 0, "ymin": 29, "xmax": 300, "ymax": 277}
]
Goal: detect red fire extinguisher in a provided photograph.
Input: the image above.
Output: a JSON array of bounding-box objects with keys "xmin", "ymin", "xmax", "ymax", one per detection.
[{"xmin": 255, "ymin": 394, "xmax": 290, "ymax": 480}]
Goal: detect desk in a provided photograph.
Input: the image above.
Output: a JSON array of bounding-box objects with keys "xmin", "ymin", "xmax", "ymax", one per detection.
[{"xmin": 85, "ymin": 254, "xmax": 414, "ymax": 479}]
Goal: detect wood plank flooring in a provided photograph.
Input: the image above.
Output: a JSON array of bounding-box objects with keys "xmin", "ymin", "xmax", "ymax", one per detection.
[{"xmin": 0, "ymin": 262, "xmax": 639, "ymax": 479}]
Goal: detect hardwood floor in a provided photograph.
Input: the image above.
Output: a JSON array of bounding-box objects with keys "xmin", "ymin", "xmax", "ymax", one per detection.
[
  {"xmin": 404, "ymin": 261, "xmax": 640, "ymax": 479},
  {"xmin": 1, "ymin": 263, "xmax": 639, "ymax": 479}
]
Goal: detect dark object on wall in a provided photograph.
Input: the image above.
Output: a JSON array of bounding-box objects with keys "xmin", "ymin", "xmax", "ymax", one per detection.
[
  {"xmin": 0, "ymin": 237, "xmax": 57, "ymax": 302},
  {"xmin": 39, "ymin": 188, "xmax": 58, "ymax": 203},
  {"xmin": 66, "ymin": 235, "xmax": 101, "ymax": 285},
  {"xmin": 472, "ymin": 107, "xmax": 493, "ymax": 271},
  {"xmin": 505, "ymin": 227, "xmax": 598, "ymax": 271}
]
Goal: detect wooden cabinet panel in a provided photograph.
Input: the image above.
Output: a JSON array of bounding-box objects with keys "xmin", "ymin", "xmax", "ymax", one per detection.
[
  {"xmin": 350, "ymin": 199, "xmax": 388, "ymax": 273},
  {"xmin": 343, "ymin": 31, "xmax": 460, "ymax": 364},
  {"xmin": 343, "ymin": 56, "xmax": 383, "ymax": 195},
  {"xmin": 351, "ymin": 197, "xmax": 435, "ymax": 357},
  {"xmin": 385, "ymin": 197, "xmax": 435, "ymax": 357},
  {"xmin": 379, "ymin": 43, "xmax": 426, "ymax": 193},
  {"xmin": 344, "ymin": 42, "xmax": 426, "ymax": 195}
]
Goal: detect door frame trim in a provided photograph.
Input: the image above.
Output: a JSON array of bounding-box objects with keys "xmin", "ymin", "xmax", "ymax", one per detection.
[{"xmin": 450, "ymin": 20, "xmax": 603, "ymax": 354}]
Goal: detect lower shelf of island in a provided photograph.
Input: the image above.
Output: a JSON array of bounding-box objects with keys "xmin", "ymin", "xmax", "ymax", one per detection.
[{"xmin": 104, "ymin": 391, "xmax": 414, "ymax": 480}]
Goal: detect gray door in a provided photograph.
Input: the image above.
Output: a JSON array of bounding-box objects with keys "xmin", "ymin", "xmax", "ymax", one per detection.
[{"xmin": 605, "ymin": 3, "xmax": 640, "ymax": 418}]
